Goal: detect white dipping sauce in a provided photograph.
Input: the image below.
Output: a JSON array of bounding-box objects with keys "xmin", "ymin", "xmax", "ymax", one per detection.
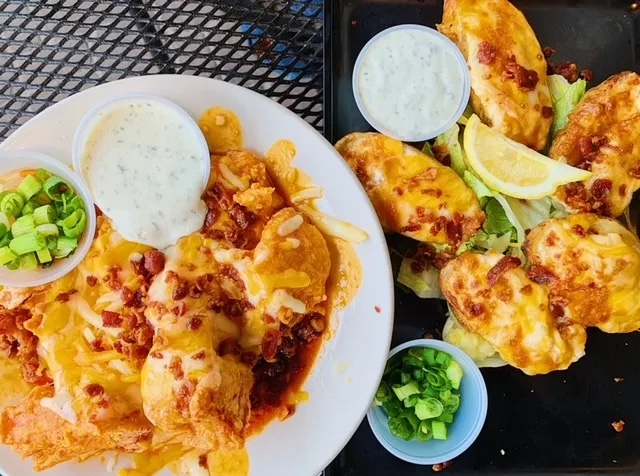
[
  {"xmin": 356, "ymin": 28, "xmax": 466, "ymax": 139},
  {"xmin": 80, "ymin": 98, "xmax": 208, "ymax": 249}
]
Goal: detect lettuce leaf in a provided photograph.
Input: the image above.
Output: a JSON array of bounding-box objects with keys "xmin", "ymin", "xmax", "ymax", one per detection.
[
  {"xmin": 548, "ymin": 74, "xmax": 587, "ymax": 139},
  {"xmin": 397, "ymin": 257, "xmax": 442, "ymax": 299},
  {"xmin": 433, "ymin": 123, "xmax": 467, "ymax": 176},
  {"xmin": 442, "ymin": 308, "xmax": 507, "ymax": 368}
]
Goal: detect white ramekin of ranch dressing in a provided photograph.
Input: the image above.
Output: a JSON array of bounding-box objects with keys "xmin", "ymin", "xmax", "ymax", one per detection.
[
  {"xmin": 353, "ymin": 24, "xmax": 471, "ymax": 142},
  {"xmin": 72, "ymin": 93, "xmax": 210, "ymax": 250}
]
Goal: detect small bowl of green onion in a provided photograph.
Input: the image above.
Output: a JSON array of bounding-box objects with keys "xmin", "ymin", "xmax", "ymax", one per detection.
[
  {"xmin": 0, "ymin": 150, "xmax": 96, "ymax": 288},
  {"xmin": 367, "ymin": 339, "xmax": 488, "ymax": 465}
]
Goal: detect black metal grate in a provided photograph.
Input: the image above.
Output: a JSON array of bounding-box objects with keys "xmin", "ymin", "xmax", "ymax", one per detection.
[{"xmin": 0, "ymin": 0, "xmax": 324, "ymax": 141}]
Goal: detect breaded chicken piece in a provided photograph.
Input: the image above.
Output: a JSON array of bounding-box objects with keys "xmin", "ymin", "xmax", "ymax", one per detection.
[
  {"xmin": 440, "ymin": 251, "xmax": 587, "ymax": 375},
  {"xmin": 550, "ymin": 71, "xmax": 640, "ymax": 217},
  {"xmin": 335, "ymin": 133, "xmax": 484, "ymax": 248},
  {"xmin": 1, "ymin": 386, "xmax": 152, "ymax": 471},
  {"xmin": 253, "ymin": 207, "xmax": 331, "ymax": 325},
  {"xmin": 203, "ymin": 150, "xmax": 284, "ymax": 250},
  {"xmin": 438, "ymin": 0, "xmax": 553, "ymax": 151},
  {"xmin": 524, "ymin": 213, "xmax": 640, "ymax": 333},
  {"xmin": 142, "ymin": 234, "xmax": 253, "ymax": 451}
]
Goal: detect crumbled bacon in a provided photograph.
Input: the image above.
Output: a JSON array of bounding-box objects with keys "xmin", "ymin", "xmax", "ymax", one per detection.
[
  {"xmin": 432, "ymin": 145, "xmax": 451, "ymax": 167},
  {"xmin": 84, "ymin": 383, "xmax": 105, "ymax": 397},
  {"xmin": 187, "ymin": 317, "xmax": 203, "ymax": 331},
  {"xmin": 192, "ymin": 350, "xmax": 206, "ymax": 360},
  {"xmin": 572, "ymin": 224, "xmax": 586, "ymax": 237},
  {"xmin": 104, "ymin": 266, "xmax": 122, "ymax": 290},
  {"xmin": 432, "ymin": 460, "xmax": 453, "ymax": 472},
  {"xmin": 262, "ymin": 329, "xmax": 282, "ymax": 362},
  {"xmin": 630, "ymin": 163, "xmax": 640, "ymax": 179},
  {"xmin": 198, "ymin": 454, "xmax": 208, "ymax": 469},
  {"xmin": 477, "ymin": 41, "xmax": 498, "ymax": 65},
  {"xmin": 56, "ymin": 290, "xmax": 77, "ymax": 302},
  {"xmin": 86, "ymin": 275, "xmax": 99, "ymax": 287},
  {"xmin": 470, "ymin": 303, "xmax": 485, "ymax": 316},
  {"xmin": 175, "ymin": 379, "xmax": 196, "ymax": 417},
  {"xmin": 150, "ymin": 351, "xmax": 163, "ymax": 359},
  {"xmin": 503, "ymin": 55, "xmax": 539, "ymax": 91},
  {"xmin": 172, "ymin": 302, "xmax": 187, "ymax": 317},
  {"xmin": 542, "ymin": 106, "xmax": 554, "ymax": 119},
  {"xmin": 487, "ymin": 256, "xmax": 521, "ymax": 286},
  {"xmin": 612, "ymin": 420, "xmax": 625, "ymax": 433},
  {"xmin": 552, "ymin": 61, "xmax": 579, "ymax": 83},
  {"xmin": 143, "ymin": 250, "xmax": 165, "ymax": 276},
  {"xmin": 172, "ymin": 279, "xmax": 189, "ymax": 301},
  {"xmin": 527, "ymin": 265, "xmax": 557, "ymax": 284},
  {"xmin": 591, "ymin": 178, "xmax": 613, "ymax": 201},
  {"xmin": 102, "ymin": 310, "xmax": 123, "ymax": 328},
  {"xmin": 543, "ymin": 46, "xmax": 557, "ymax": 58},
  {"xmin": 169, "ymin": 356, "xmax": 184, "ymax": 380},
  {"xmin": 393, "ymin": 186, "xmax": 404, "ymax": 196}
]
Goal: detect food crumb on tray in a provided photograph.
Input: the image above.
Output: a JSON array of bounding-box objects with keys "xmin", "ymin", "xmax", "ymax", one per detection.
[
  {"xmin": 500, "ymin": 449, "xmax": 506, "ymax": 455},
  {"xmin": 612, "ymin": 420, "xmax": 625, "ymax": 433},
  {"xmin": 432, "ymin": 460, "xmax": 453, "ymax": 472},
  {"xmin": 614, "ymin": 377, "xmax": 624, "ymax": 383}
]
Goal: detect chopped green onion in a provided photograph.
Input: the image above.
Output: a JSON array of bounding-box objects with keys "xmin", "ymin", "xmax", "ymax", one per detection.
[
  {"xmin": 392, "ymin": 381, "xmax": 420, "ymax": 401},
  {"xmin": 16, "ymin": 174, "xmax": 42, "ymax": 201},
  {"xmin": 438, "ymin": 412, "xmax": 454, "ymax": 424},
  {"xmin": 0, "ymin": 211, "xmax": 9, "ymax": 229},
  {"xmin": 415, "ymin": 397, "xmax": 444, "ymax": 420},
  {"xmin": 36, "ymin": 247, "xmax": 52, "ymax": 264},
  {"xmin": 0, "ymin": 223, "xmax": 7, "ymax": 239},
  {"xmin": 446, "ymin": 360, "xmax": 463, "ymax": 390},
  {"xmin": 61, "ymin": 209, "xmax": 86, "ymax": 238},
  {"xmin": 20, "ymin": 252, "xmax": 38, "ymax": 270},
  {"xmin": 46, "ymin": 235, "xmax": 58, "ymax": 250},
  {"xmin": 382, "ymin": 399, "xmax": 403, "ymax": 418},
  {"xmin": 11, "ymin": 215, "xmax": 35, "ymax": 237},
  {"xmin": 403, "ymin": 394, "xmax": 419, "ymax": 408},
  {"xmin": 21, "ymin": 200, "xmax": 37, "ymax": 216},
  {"xmin": 36, "ymin": 223, "xmax": 59, "ymax": 237},
  {"xmin": 52, "ymin": 235, "xmax": 78, "ymax": 258},
  {"xmin": 416, "ymin": 421, "xmax": 432, "ymax": 442},
  {"xmin": 400, "ymin": 371, "xmax": 411, "ymax": 385},
  {"xmin": 431, "ymin": 421, "xmax": 447, "ymax": 440},
  {"xmin": 0, "ymin": 246, "xmax": 17, "ymax": 265},
  {"xmin": 43, "ymin": 176, "xmax": 73, "ymax": 202},
  {"xmin": 9, "ymin": 231, "xmax": 45, "ymax": 255},
  {"xmin": 1, "ymin": 192, "xmax": 25, "ymax": 218},
  {"xmin": 424, "ymin": 348, "xmax": 436, "ymax": 366},
  {"xmin": 0, "ymin": 234, "xmax": 10, "ymax": 248},
  {"xmin": 6, "ymin": 257, "xmax": 20, "ymax": 270},
  {"xmin": 36, "ymin": 169, "xmax": 51, "ymax": 182},
  {"xmin": 374, "ymin": 382, "xmax": 391, "ymax": 406},
  {"xmin": 66, "ymin": 195, "xmax": 84, "ymax": 212},
  {"xmin": 403, "ymin": 354, "xmax": 423, "ymax": 369},
  {"xmin": 426, "ymin": 371, "xmax": 446, "ymax": 389},
  {"xmin": 34, "ymin": 191, "xmax": 52, "ymax": 205},
  {"xmin": 435, "ymin": 351, "xmax": 452, "ymax": 367},
  {"xmin": 33, "ymin": 205, "xmax": 57, "ymax": 225}
]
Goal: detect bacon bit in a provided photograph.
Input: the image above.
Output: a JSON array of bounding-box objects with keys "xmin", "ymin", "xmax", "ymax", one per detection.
[
  {"xmin": 188, "ymin": 283, "xmax": 203, "ymax": 299},
  {"xmin": 612, "ymin": 420, "xmax": 625, "ymax": 433},
  {"xmin": 102, "ymin": 310, "xmax": 123, "ymax": 328},
  {"xmin": 520, "ymin": 284, "xmax": 533, "ymax": 295},
  {"xmin": 432, "ymin": 145, "xmax": 451, "ymax": 167},
  {"xmin": 192, "ymin": 350, "xmax": 206, "ymax": 360},
  {"xmin": 402, "ymin": 223, "xmax": 421, "ymax": 233},
  {"xmin": 572, "ymin": 224, "xmax": 586, "ymax": 237},
  {"xmin": 620, "ymin": 184, "xmax": 628, "ymax": 196},
  {"xmin": 262, "ymin": 329, "xmax": 282, "ymax": 362},
  {"xmin": 527, "ymin": 265, "xmax": 557, "ymax": 285},
  {"xmin": 580, "ymin": 69, "xmax": 593, "ymax": 82},
  {"xmin": 549, "ymin": 301, "xmax": 565, "ymax": 318},
  {"xmin": 445, "ymin": 215, "xmax": 463, "ymax": 247},
  {"xmin": 172, "ymin": 279, "xmax": 189, "ymax": 300},
  {"xmin": 614, "ymin": 377, "xmax": 624, "ymax": 383},
  {"xmin": 130, "ymin": 258, "xmax": 147, "ymax": 278},
  {"xmin": 55, "ymin": 290, "xmax": 77, "ymax": 302},
  {"xmin": 477, "ymin": 41, "xmax": 498, "ymax": 65},
  {"xmin": 470, "ymin": 303, "xmax": 485, "ymax": 316},
  {"xmin": 150, "ymin": 351, "xmax": 163, "ymax": 359},
  {"xmin": 503, "ymin": 55, "xmax": 539, "ymax": 91},
  {"xmin": 487, "ymin": 256, "xmax": 521, "ymax": 287},
  {"xmin": 543, "ymin": 46, "xmax": 557, "ymax": 58},
  {"xmin": 393, "ymin": 186, "xmax": 404, "ymax": 196},
  {"xmin": 143, "ymin": 250, "xmax": 165, "ymax": 275},
  {"xmin": 628, "ymin": 163, "xmax": 640, "ymax": 179},
  {"xmin": 172, "ymin": 302, "xmax": 187, "ymax": 317},
  {"xmin": 169, "ymin": 356, "xmax": 184, "ymax": 380},
  {"xmin": 553, "ymin": 61, "xmax": 579, "ymax": 83},
  {"xmin": 84, "ymin": 383, "xmax": 105, "ymax": 397},
  {"xmin": 97, "ymin": 397, "xmax": 110, "ymax": 409},
  {"xmin": 432, "ymin": 460, "xmax": 453, "ymax": 472},
  {"xmin": 89, "ymin": 338, "xmax": 106, "ymax": 352},
  {"xmin": 374, "ymin": 306, "xmax": 381, "ymax": 314},
  {"xmin": 187, "ymin": 317, "xmax": 203, "ymax": 331},
  {"xmin": 591, "ymin": 178, "xmax": 613, "ymax": 201},
  {"xmin": 86, "ymin": 275, "xmax": 99, "ymax": 287},
  {"xmin": 121, "ymin": 286, "xmax": 134, "ymax": 306},
  {"xmin": 198, "ymin": 454, "xmax": 208, "ymax": 469},
  {"xmin": 176, "ymin": 380, "xmax": 196, "ymax": 417},
  {"xmin": 542, "ymin": 106, "xmax": 554, "ymax": 119}
]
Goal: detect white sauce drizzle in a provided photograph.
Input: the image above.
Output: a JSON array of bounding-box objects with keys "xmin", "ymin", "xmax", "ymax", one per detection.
[
  {"xmin": 80, "ymin": 98, "xmax": 208, "ymax": 249},
  {"xmin": 357, "ymin": 28, "xmax": 465, "ymax": 139}
]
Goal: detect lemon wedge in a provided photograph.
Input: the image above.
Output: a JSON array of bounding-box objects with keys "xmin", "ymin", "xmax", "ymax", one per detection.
[{"xmin": 463, "ymin": 114, "xmax": 592, "ymax": 199}]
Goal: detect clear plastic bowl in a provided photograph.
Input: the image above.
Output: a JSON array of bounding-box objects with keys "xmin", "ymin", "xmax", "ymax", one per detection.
[
  {"xmin": 71, "ymin": 92, "xmax": 211, "ymax": 196},
  {"xmin": 0, "ymin": 150, "xmax": 96, "ymax": 288},
  {"xmin": 352, "ymin": 24, "xmax": 471, "ymax": 142},
  {"xmin": 367, "ymin": 339, "xmax": 488, "ymax": 465}
]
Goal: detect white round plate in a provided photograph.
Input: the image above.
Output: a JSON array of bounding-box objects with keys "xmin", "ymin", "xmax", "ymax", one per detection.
[{"xmin": 0, "ymin": 75, "xmax": 394, "ymax": 476}]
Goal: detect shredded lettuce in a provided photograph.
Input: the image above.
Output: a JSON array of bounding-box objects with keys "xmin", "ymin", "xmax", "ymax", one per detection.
[
  {"xmin": 397, "ymin": 257, "xmax": 443, "ymax": 300},
  {"xmin": 548, "ymin": 74, "xmax": 587, "ymax": 139},
  {"xmin": 433, "ymin": 124, "xmax": 467, "ymax": 176},
  {"xmin": 422, "ymin": 141, "xmax": 434, "ymax": 156}
]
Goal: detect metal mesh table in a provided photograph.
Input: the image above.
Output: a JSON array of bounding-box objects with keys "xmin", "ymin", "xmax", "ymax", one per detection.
[{"xmin": 0, "ymin": 0, "xmax": 324, "ymax": 142}]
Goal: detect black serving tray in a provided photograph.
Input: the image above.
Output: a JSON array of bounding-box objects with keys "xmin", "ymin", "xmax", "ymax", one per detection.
[{"xmin": 323, "ymin": 1, "xmax": 640, "ymax": 474}]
